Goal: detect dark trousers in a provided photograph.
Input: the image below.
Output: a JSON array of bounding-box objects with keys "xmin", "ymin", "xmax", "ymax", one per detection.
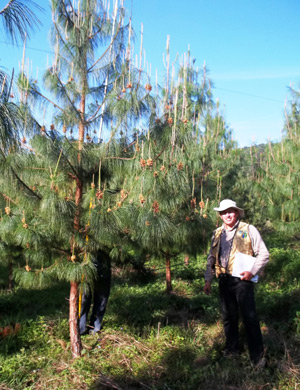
[
  {"xmin": 79, "ymin": 284, "xmax": 110, "ymax": 334},
  {"xmin": 79, "ymin": 250, "xmax": 111, "ymax": 335},
  {"xmin": 218, "ymin": 274, "xmax": 264, "ymax": 363}
]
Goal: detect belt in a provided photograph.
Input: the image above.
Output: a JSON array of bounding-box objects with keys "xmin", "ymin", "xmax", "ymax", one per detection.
[{"xmin": 219, "ymin": 273, "xmax": 229, "ymax": 279}]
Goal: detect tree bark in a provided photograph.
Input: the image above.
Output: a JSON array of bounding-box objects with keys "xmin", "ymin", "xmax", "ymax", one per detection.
[
  {"xmin": 78, "ymin": 64, "xmax": 87, "ymax": 153},
  {"xmin": 78, "ymin": 94, "xmax": 85, "ymax": 147},
  {"xmin": 69, "ymin": 177, "xmax": 83, "ymax": 357},
  {"xmin": 74, "ymin": 178, "xmax": 83, "ymax": 231},
  {"xmin": 165, "ymin": 255, "xmax": 172, "ymax": 293},
  {"xmin": 69, "ymin": 280, "xmax": 82, "ymax": 358}
]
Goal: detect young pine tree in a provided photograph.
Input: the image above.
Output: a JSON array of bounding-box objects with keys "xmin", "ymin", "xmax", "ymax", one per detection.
[
  {"xmin": 118, "ymin": 50, "xmax": 235, "ymax": 292},
  {"xmin": 0, "ymin": 0, "xmax": 42, "ymax": 289},
  {"xmin": 1, "ymin": 0, "xmax": 153, "ymax": 357}
]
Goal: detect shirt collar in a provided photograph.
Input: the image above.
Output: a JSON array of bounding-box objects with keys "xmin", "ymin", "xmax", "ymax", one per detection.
[{"xmin": 222, "ymin": 219, "xmax": 240, "ymax": 232}]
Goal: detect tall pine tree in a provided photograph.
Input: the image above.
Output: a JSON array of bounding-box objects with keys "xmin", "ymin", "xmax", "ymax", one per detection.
[{"xmin": 0, "ymin": 0, "xmax": 153, "ymax": 357}]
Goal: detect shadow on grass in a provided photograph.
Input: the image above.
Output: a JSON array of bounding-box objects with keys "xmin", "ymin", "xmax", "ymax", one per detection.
[
  {"xmin": 92, "ymin": 344, "xmax": 201, "ymax": 390},
  {"xmin": 1, "ymin": 260, "xmax": 299, "ymax": 390},
  {"xmin": 107, "ymin": 281, "xmax": 219, "ymax": 333},
  {"xmin": 90, "ymin": 338, "xmax": 285, "ymax": 390},
  {"xmin": 0, "ymin": 281, "xmax": 69, "ymax": 323},
  {"xmin": 0, "ymin": 281, "xmax": 70, "ymax": 358},
  {"xmin": 108, "ymin": 262, "xmax": 220, "ymax": 332},
  {"xmin": 91, "ymin": 271, "xmax": 300, "ymax": 390}
]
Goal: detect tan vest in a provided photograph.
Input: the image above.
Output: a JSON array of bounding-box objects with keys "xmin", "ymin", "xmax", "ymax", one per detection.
[{"xmin": 211, "ymin": 221, "xmax": 253, "ymax": 278}]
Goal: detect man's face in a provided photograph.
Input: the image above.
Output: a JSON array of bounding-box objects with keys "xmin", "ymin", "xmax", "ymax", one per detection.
[{"xmin": 219, "ymin": 208, "xmax": 239, "ymax": 228}]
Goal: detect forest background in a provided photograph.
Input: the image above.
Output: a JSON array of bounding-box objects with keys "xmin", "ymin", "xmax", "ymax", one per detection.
[{"xmin": 0, "ymin": 1, "xmax": 299, "ymax": 389}]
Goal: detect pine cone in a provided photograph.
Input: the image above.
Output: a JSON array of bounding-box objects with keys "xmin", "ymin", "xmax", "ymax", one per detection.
[
  {"xmin": 177, "ymin": 162, "xmax": 184, "ymax": 171},
  {"xmin": 96, "ymin": 190, "xmax": 104, "ymax": 199},
  {"xmin": 190, "ymin": 198, "xmax": 196, "ymax": 209},
  {"xmin": 146, "ymin": 158, "xmax": 153, "ymax": 167},
  {"xmin": 152, "ymin": 200, "xmax": 159, "ymax": 213},
  {"xmin": 140, "ymin": 158, "xmax": 146, "ymax": 168},
  {"xmin": 139, "ymin": 194, "xmax": 146, "ymax": 204}
]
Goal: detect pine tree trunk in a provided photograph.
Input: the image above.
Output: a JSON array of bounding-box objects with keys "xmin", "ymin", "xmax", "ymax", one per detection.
[
  {"xmin": 165, "ymin": 255, "xmax": 172, "ymax": 293},
  {"xmin": 69, "ymin": 280, "xmax": 82, "ymax": 358},
  {"xmin": 74, "ymin": 178, "xmax": 83, "ymax": 231},
  {"xmin": 69, "ymin": 175, "xmax": 83, "ymax": 357},
  {"xmin": 78, "ymin": 100, "xmax": 85, "ymax": 148},
  {"xmin": 78, "ymin": 72, "xmax": 87, "ymax": 151}
]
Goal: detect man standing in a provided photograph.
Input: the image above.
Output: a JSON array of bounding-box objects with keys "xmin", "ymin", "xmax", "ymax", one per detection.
[{"xmin": 203, "ymin": 199, "xmax": 269, "ymax": 366}]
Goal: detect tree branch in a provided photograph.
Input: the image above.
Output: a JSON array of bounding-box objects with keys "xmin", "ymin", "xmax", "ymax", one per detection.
[
  {"xmin": 87, "ymin": 22, "xmax": 122, "ymax": 72},
  {"xmin": 11, "ymin": 168, "xmax": 42, "ymax": 200},
  {"xmin": 0, "ymin": 0, "xmax": 14, "ymax": 15}
]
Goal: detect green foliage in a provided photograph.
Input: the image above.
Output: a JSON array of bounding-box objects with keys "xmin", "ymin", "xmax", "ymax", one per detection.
[
  {"xmin": 230, "ymin": 88, "xmax": 300, "ymax": 238},
  {"xmin": 295, "ymin": 311, "xmax": 300, "ymax": 337},
  {"xmin": 264, "ymin": 248, "xmax": 300, "ymax": 286},
  {"xmin": 253, "ymin": 249, "xmax": 300, "ymax": 342}
]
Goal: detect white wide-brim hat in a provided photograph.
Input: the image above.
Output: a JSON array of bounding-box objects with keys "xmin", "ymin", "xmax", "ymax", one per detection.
[{"xmin": 213, "ymin": 199, "xmax": 244, "ymax": 218}]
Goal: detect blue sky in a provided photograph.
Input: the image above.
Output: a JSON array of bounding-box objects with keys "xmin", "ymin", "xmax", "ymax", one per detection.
[{"xmin": 1, "ymin": 0, "xmax": 299, "ymax": 147}]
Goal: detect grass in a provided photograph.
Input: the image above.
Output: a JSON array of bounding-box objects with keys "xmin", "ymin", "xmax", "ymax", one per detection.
[{"xmin": 0, "ymin": 252, "xmax": 300, "ymax": 389}]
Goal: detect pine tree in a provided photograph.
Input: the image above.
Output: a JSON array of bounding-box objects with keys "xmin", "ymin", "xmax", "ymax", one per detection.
[
  {"xmin": 0, "ymin": 0, "xmax": 42, "ymax": 288},
  {"xmin": 0, "ymin": 70, "xmax": 22, "ymax": 152},
  {"xmin": 0, "ymin": 0, "xmax": 154, "ymax": 357},
  {"xmin": 0, "ymin": 0, "xmax": 41, "ymax": 151},
  {"xmin": 117, "ymin": 47, "xmax": 237, "ymax": 292},
  {"xmin": 229, "ymin": 85, "xmax": 300, "ymax": 239},
  {"xmin": 260, "ymin": 88, "xmax": 300, "ymax": 237}
]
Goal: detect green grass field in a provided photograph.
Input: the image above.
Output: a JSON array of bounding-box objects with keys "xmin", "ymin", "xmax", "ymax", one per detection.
[{"xmin": 0, "ymin": 251, "xmax": 299, "ymax": 390}]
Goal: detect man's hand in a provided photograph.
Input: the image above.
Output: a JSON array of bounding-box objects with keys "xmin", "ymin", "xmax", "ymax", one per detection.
[
  {"xmin": 240, "ymin": 271, "xmax": 253, "ymax": 281},
  {"xmin": 203, "ymin": 281, "xmax": 211, "ymax": 295}
]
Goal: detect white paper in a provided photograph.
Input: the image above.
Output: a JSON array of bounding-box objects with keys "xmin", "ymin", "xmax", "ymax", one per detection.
[{"xmin": 232, "ymin": 252, "xmax": 259, "ymax": 283}]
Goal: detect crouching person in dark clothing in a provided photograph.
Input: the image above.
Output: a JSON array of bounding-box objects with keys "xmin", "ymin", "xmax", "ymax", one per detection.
[{"xmin": 79, "ymin": 249, "xmax": 111, "ymax": 335}]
